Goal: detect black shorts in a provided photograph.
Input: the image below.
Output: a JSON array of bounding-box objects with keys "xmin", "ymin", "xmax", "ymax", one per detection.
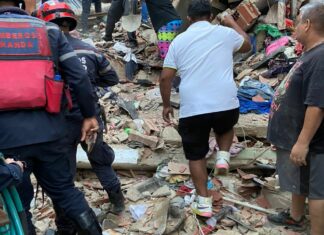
[{"xmin": 178, "ymin": 108, "xmax": 239, "ymax": 161}]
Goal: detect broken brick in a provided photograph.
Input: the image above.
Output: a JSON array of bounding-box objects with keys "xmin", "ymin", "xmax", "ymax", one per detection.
[
  {"xmin": 233, "ymin": 2, "xmax": 261, "ymax": 31},
  {"xmin": 128, "ymin": 130, "xmax": 159, "ymax": 148},
  {"xmin": 255, "ymin": 196, "xmax": 271, "ymax": 209},
  {"xmin": 143, "ymin": 119, "xmax": 160, "ymax": 136},
  {"xmin": 237, "ymin": 169, "xmax": 257, "ymax": 180}
]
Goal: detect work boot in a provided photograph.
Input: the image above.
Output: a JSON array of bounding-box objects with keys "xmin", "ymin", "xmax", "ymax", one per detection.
[
  {"xmin": 74, "ymin": 209, "xmax": 102, "ymax": 235},
  {"xmin": 103, "ymin": 34, "xmax": 113, "ymax": 42},
  {"xmin": 53, "ymin": 205, "xmax": 77, "ymax": 235},
  {"xmin": 267, "ymin": 210, "xmax": 306, "ymax": 231},
  {"xmin": 191, "ymin": 195, "xmax": 213, "ymax": 218},
  {"xmin": 108, "ymin": 188, "xmax": 125, "ymax": 214},
  {"xmin": 44, "ymin": 227, "xmax": 77, "ymax": 235}
]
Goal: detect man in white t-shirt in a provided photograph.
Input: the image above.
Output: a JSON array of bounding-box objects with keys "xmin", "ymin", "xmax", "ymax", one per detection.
[{"xmin": 159, "ymin": 0, "xmax": 251, "ymax": 217}]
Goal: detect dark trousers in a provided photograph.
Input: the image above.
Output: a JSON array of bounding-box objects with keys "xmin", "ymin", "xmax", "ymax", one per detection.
[
  {"xmin": 105, "ymin": 0, "xmax": 123, "ymax": 37},
  {"xmin": 65, "ymin": 118, "xmax": 120, "ymax": 191},
  {"xmin": 105, "ymin": 0, "xmax": 136, "ymax": 42},
  {"xmin": 81, "ymin": 0, "xmax": 102, "ymax": 32},
  {"xmin": 1, "ymin": 138, "xmax": 91, "ymax": 235},
  {"xmin": 55, "ymin": 118, "xmax": 120, "ymax": 231}
]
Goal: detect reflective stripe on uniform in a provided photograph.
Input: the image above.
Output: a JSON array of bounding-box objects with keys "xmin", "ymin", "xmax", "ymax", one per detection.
[
  {"xmin": 46, "ymin": 25, "xmax": 60, "ymax": 31},
  {"xmin": 59, "ymin": 51, "xmax": 77, "ymax": 62},
  {"xmin": 0, "ymin": 18, "xmax": 44, "ymax": 24},
  {"xmin": 99, "ymin": 64, "xmax": 112, "ymax": 75},
  {"xmin": 74, "ymin": 49, "xmax": 101, "ymax": 58}
]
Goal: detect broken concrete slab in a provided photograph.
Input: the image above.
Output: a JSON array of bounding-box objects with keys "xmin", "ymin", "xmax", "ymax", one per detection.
[
  {"xmin": 128, "ymin": 130, "xmax": 159, "ymax": 149},
  {"xmin": 214, "ymin": 230, "xmax": 241, "ymax": 235},
  {"xmin": 115, "ymin": 131, "xmax": 129, "ymax": 143},
  {"xmin": 77, "ymin": 145, "xmax": 140, "ymax": 169},
  {"xmin": 141, "ymin": 29, "xmax": 158, "ymax": 45},
  {"xmin": 162, "ymin": 126, "xmax": 182, "ymax": 147},
  {"xmin": 261, "ymin": 188, "xmax": 291, "ymax": 210},
  {"xmin": 234, "ymin": 113, "xmax": 268, "ymax": 138},
  {"xmin": 126, "ymin": 177, "xmax": 165, "ymax": 202},
  {"xmin": 152, "ymin": 185, "xmax": 172, "ymax": 197},
  {"xmin": 129, "ymin": 199, "xmax": 169, "ymax": 234},
  {"xmin": 167, "ymin": 162, "xmax": 190, "ymax": 175},
  {"xmin": 152, "ymin": 199, "xmax": 170, "ymax": 234}
]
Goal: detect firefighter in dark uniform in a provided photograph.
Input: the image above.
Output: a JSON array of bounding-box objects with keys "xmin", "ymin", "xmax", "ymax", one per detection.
[
  {"xmin": 34, "ymin": 1, "xmax": 124, "ymax": 234},
  {"xmin": 0, "ymin": 158, "xmax": 24, "ymax": 192},
  {"xmin": 0, "ymin": 0, "xmax": 103, "ymax": 234}
]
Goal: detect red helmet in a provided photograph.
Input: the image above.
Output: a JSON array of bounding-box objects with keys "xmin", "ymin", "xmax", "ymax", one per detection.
[{"xmin": 37, "ymin": 0, "xmax": 77, "ymax": 31}]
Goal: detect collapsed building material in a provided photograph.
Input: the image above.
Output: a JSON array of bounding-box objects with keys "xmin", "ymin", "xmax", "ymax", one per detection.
[
  {"xmin": 233, "ymin": 1, "xmax": 261, "ymax": 31},
  {"xmin": 223, "ymin": 196, "xmax": 277, "ymax": 215}
]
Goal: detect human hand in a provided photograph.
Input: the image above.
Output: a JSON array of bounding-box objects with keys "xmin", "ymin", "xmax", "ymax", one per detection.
[
  {"xmin": 5, "ymin": 158, "xmax": 24, "ymax": 172},
  {"xmin": 290, "ymin": 142, "xmax": 309, "ymax": 166},
  {"xmin": 162, "ymin": 106, "xmax": 174, "ymax": 123},
  {"xmin": 217, "ymin": 10, "xmax": 234, "ymax": 25},
  {"xmin": 81, "ymin": 117, "xmax": 99, "ymax": 142},
  {"xmin": 4, "ymin": 158, "xmax": 15, "ymax": 164}
]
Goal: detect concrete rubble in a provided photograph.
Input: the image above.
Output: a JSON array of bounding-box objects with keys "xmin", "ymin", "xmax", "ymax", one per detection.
[{"xmin": 30, "ymin": 0, "xmax": 310, "ymax": 234}]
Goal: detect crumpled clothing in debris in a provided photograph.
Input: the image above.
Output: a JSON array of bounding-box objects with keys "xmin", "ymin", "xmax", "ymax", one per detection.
[
  {"xmin": 255, "ymin": 24, "xmax": 282, "ymax": 39},
  {"xmin": 265, "ymin": 36, "xmax": 290, "ymax": 56},
  {"xmin": 238, "ymin": 77, "xmax": 274, "ymax": 101},
  {"xmin": 238, "ymin": 96, "xmax": 271, "ymax": 114},
  {"xmin": 261, "ymin": 62, "xmax": 293, "ymax": 78}
]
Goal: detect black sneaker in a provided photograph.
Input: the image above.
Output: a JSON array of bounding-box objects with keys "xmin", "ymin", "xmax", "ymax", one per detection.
[
  {"xmin": 267, "ymin": 210, "xmax": 306, "ymax": 231},
  {"xmin": 103, "ymin": 35, "xmax": 113, "ymax": 42}
]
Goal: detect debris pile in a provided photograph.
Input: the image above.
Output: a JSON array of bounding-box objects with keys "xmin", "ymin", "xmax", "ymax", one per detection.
[{"xmin": 31, "ymin": 0, "xmax": 309, "ymax": 234}]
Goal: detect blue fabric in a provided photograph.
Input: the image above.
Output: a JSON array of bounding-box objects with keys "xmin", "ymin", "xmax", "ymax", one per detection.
[
  {"xmin": 2, "ymin": 138, "xmax": 92, "ymax": 235},
  {"xmin": 238, "ymin": 96, "xmax": 271, "ymax": 114},
  {"xmin": 141, "ymin": 1, "xmax": 149, "ymax": 23},
  {"xmin": 238, "ymin": 78, "xmax": 274, "ymax": 100},
  {"xmin": 0, "ymin": 163, "xmax": 23, "ymax": 192}
]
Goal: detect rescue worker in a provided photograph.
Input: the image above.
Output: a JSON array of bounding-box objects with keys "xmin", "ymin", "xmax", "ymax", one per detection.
[
  {"xmin": 0, "ymin": 0, "xmax": 103, "ymax": 234},
  {"xmin": 34, "ymin": 1, "xmax": 124, "ymax": 234},
  {"xmin": 0, "ymin": 158, "xmax": 24, "ymax": 192}
]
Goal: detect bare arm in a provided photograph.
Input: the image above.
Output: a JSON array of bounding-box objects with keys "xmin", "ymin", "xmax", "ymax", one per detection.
[{"xmin": 159, "ymin": 68, "xmax": 177, "ymax": 123}]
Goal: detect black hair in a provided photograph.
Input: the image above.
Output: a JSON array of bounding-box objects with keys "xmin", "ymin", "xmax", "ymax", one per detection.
[
  {"xmin": 51, "ymin": 17, "xmax": 77, "ymax": 31},
  {"xmin": 187, "ymin": 0, "xmax": 211, "ymax": 20}
]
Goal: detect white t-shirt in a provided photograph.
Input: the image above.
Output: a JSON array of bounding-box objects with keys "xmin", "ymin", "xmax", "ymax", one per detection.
[{"xmin": 163, "ymin": 21, "xmax": 244, "ymax": 118}]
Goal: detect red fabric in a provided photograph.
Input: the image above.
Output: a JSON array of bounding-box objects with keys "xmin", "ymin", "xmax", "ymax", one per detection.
[
  {"xmin": 45, "ymin": 78, "xmax": 63, "ymax": 113},
  {"xmin": 285, "ymin": 18, "xmax": 294, "ymax": 29},
  {"xmin": 0, "ymin": 60, "xmax": 54, "ymax": 111},
  {"xmin": 176, "ymin": 185, "xmax": 193, "ymax": 196},
  {"xmin": 0, "ymin": 19, "xmax": 61, "ymax": 113}
]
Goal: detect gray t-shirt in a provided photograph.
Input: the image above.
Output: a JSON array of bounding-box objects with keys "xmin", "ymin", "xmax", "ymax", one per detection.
[{"xmin": 268, "ymin": 43, "xmax": 324, "ymax": 153}]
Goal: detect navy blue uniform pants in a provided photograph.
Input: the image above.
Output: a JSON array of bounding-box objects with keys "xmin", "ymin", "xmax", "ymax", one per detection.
[
  {"xmin": 1, "ymin": 138, "xmax": 91, "ymax": 235},
  {"xmin": 54, "ymin": 118, "xmax": 121, "ymax": 231},
  {"xmin": 65, "ymin": 118, "xmax": 120, "ymax": 192}
]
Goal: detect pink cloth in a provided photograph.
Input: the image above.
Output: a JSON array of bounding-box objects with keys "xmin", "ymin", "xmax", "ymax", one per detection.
[{"xmin": 265, "ymin": 36, "xmax": 290, "ymax": 56}]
